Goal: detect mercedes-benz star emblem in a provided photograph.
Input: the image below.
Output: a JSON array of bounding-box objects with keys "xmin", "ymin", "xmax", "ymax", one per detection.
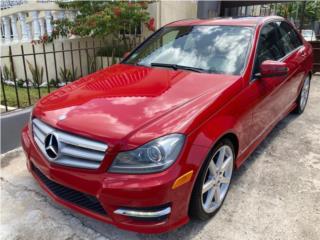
[{"xmin": 44, "ymin": 133, "xmax": 59, "ymax": 159}]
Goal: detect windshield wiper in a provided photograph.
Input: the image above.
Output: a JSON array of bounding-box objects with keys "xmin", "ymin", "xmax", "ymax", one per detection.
[{"xmin": 150, "ymin": 63, "xmax": 208, "ymax": 73}]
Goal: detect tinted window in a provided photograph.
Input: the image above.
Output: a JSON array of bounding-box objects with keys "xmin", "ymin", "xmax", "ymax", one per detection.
[
  {"xmin": 277, "ymin": 21, "xmax": 302, "ymax": 54},
  {"xmin": 253, "ymin": 22, "xmax": 284, "ymax": 74},
  {"xmin": 124, "ymin": 26, "xmax": 253, "ymax": 75},
  {"xmin": 256, "ymin": 23, "xmax": 284, "ymax": 64}
]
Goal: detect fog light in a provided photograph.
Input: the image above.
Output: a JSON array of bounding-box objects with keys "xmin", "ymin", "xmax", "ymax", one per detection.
[{"xmin": 114, "ymin": 206, "xmax": 171, "ymax": 219}]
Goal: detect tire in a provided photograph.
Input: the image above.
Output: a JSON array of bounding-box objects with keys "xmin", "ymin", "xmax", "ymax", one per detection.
[
  {"xmin": 189, "ymin": 138, "xmax": 235, "ymax": 220},
  {"xmin": 293, "ymin": 75, "xmax": 311, "ymax": 114}
]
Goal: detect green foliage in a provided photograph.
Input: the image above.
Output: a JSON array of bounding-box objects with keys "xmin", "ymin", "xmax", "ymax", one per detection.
[
  {"xmin": 276, "ymin": 3, "xmax": 297, "ymax": 19},
  {"xmin": 52, "ymin": 19, "xmax": 74, "ymax": 38},
  {"xmin": 276, "ymin": 1, "xmax": 320, "ymax": 21},
  {"xmin": 59, "ymin": 67, "xmax": 78, "ymax": 83},
  {"xmin": 97, "ymin": 43, "xmax": 130, "ymax": 58},
  {"xmin": 1, "ymin": 84, "xmax": 57, "ymax": 108},
  {"xmin": 17, "ymin": 79, "xmax": 24, "ymax": 87},
  {"xmin": 305, "ymin": 0, "xmax": 320, "ymax": 21},
  {"xmin": 3, "ymin": 64, "xmax": 14, "ymax": 80},
  {"xmin": 87, "ymin": 55, "xmax": 97, "ymax": 74},
  {"xmin": 50, "ymin": 78, "xmax": 59, "ymax": 87},
  {"xmin": 26, "ymin": 60, "xmax": 44, "ymax": 87},
  {"xmin": 54, "ymin": 1, "xmax": 152, "ymax": 49}
]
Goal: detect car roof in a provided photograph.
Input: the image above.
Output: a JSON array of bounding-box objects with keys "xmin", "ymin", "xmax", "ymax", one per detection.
[{"xmin": 166, "ymin": 16, "xmax": 284, "ymax": 27}]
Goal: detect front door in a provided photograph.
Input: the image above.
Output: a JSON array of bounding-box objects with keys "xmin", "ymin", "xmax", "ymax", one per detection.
[{"xmin": 249, "ymin": 22, "xmax": 288, "ymax": 141}]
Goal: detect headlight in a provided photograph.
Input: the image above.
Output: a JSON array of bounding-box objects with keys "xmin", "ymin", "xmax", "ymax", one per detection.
[{"xmin": 108, "ymin": 134, "xmax": 185, "ymax": 174}]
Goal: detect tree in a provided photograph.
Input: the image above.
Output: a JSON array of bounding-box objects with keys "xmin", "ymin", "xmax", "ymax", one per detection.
[
  {"xmin": 276, "ymin": 2, "xmax": 297, "ymax": 19},
  {"xmin": 304, "ymin": 0, "xmax": 320, "ymax": 21},
  {"xmin": 276, "ymin": 1, "xmax": 320, "ymax": 21},
  {"xmin": 54, "ymin": 1, "xmax": 154, "ymax": 50}
]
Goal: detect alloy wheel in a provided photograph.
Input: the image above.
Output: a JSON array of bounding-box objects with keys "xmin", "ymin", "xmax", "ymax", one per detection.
[
  {"xmin": 201, "ymin": 145, "xmax": 234, "ymax": 213},
  {"xmin": 300, "ymin": 76, "xmax": 310, "ymax": 111}
]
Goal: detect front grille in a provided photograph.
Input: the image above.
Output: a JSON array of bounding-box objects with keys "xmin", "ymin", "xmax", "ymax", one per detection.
[
  {"xmin": 32, "ymin": 164, "xmax": 107, "ymax": 216},
  {"xmin": 32, "ymin": 118, "xmax": 108, "ymax": 169}
]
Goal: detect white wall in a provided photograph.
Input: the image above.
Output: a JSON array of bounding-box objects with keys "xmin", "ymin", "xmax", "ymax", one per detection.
[
  {"xmin": 160, "ymin": 0, "xmax": 197, "ymax": 26},
  {"xmin": 1, "ymin": 37, "xmax": 97, "ymax": 83},
  {"xmin": 148, "ymin": 0, "xmax": 198, "ymax": 30}
]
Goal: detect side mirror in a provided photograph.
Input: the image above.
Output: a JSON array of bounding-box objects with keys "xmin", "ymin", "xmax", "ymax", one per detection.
[
  {"xmin": 123, "ymin": 51, "xmax": 130, "ymax": 58},
  {"xmin": 258, "ymin": 60, "xmax": 288, "ymax": 78}
]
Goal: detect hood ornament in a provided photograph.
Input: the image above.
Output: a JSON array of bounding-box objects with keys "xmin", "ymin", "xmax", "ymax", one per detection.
[{"xmin": 44, "ymin": 133, "xmax": 59, "ymax": 160}]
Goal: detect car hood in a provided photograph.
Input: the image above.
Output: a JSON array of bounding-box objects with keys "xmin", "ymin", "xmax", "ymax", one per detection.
[{"xmin": 34, "ymin": 64, "xmax": 241, "ymax": 149}]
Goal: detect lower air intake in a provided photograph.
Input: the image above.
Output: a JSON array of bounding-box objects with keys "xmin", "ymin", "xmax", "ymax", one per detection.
[{"xmin": 32, "ymin": 164, "xmax": 107, "ymax": 216}]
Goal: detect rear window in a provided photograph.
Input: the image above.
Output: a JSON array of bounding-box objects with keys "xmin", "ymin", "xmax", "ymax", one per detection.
[{"xmin": 276, "ymin": 21, "xmax": 302, "ymax": 54}]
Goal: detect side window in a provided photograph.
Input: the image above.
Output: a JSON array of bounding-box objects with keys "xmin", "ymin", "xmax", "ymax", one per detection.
[
  {"xmin": 277, "ymin": 21, "xmax": 302, "ymax": 54},
  {"xmin": 253, "ymin": 22, "xmax": 284, "ymax": 75}
]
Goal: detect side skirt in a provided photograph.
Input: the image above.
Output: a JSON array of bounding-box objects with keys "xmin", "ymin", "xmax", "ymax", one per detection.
[{"xmin": 235, "ymin": 102, "xmax": 297, "ymax": 168}]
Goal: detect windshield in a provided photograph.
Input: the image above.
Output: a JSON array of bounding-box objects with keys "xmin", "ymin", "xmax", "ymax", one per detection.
[{"xmin": 124, "ymin": 25, "xmax": 253, "ymax": 75}]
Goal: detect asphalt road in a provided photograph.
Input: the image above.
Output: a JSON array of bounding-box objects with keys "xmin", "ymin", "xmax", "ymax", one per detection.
[{"xmin": 1, "ymin": 75, "xmax": 320, "ymax": 240}]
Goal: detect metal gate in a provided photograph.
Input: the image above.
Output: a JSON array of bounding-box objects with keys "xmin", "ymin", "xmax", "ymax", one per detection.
[{"xmin": 310, "ymin": 41, "xmax": 320, "ymax": 73}]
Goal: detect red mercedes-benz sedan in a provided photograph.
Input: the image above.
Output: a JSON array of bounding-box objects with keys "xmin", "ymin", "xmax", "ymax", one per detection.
[{"xmin": 21, "ymin": 16, "xmax": 313, "ymax": 233}]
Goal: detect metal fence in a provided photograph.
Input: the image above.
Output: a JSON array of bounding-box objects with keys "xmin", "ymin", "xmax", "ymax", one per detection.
[
  {"xmin": 0, "ymin": 36, "xmax": 145, "ymax": 113},
  {"xmin": 222, "ymin": 1, "xmax": 320, "ymax": 36},
  {"xmin": 311, "ymin": 41, "xmax": 320, "ymax": 72}
]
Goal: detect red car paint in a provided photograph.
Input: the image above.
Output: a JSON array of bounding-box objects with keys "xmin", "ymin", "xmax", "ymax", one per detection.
[{"xmin": 21, "ymin": 16, "xmax": 313, "ymax": 233}]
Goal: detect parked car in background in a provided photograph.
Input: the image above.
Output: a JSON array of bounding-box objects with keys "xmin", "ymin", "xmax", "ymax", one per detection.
[
  {"xmin": 302, "ymin": 29, "xmax": 317, "ymax": 41},
  {"xmin": 21, "ymin": 16, "xmax": 313, "ymax": 233}
]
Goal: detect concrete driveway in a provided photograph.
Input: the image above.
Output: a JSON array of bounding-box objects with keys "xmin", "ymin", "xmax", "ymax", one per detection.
[{"xmin": 1, "ymin": 75, "xmax": 319, "ymax": 240}]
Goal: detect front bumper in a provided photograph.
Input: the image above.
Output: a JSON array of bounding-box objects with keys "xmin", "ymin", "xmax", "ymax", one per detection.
[{"xmin": 21, "ymin": 125, "xmax": 207, "ymax": 233}]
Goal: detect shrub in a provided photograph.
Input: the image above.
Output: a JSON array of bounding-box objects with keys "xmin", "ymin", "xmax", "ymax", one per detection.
[
  {"xmin": 97, "ymin": 44, "xmax": 130, "ymax": 58},
  {"xmin": 59, "ymin": 67, "xmax": 78, "ymax": 83},
  {"xmin": 26, "ymin": 61, "xmax": 44, "ymax": 87},
  {"xmin": 3, "ymin": 64, "xmax": 14, "ymax": 80},
  {"xmin": 54, "ymin": 1, "xmax": 153, "ymax": 49},
  {"xmin": 17, "ymin": 79, "xmax": 24, "ymax": 87},
  {"xmin": 50, "ymin": 78, "xmax": 59, "ymax": 87}
]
